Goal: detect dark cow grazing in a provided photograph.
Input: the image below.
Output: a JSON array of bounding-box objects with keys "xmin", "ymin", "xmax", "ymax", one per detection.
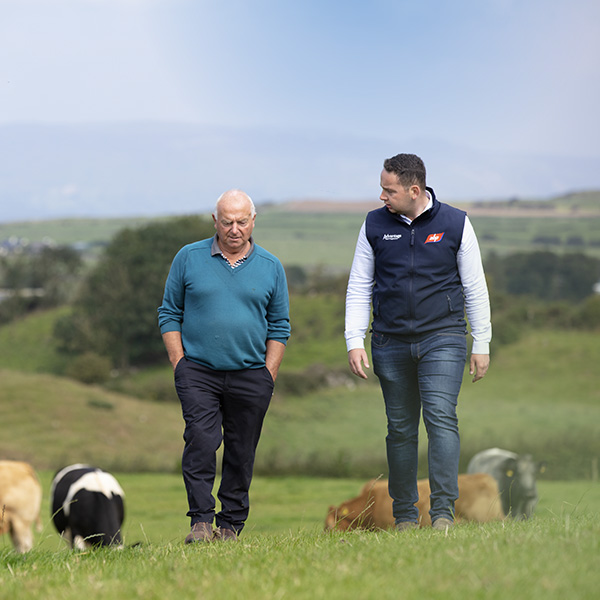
[
  {"xmin": 0, "ymin": 460, "xmax": 42, "ymax": 552},
  {"xmin": 467, "ymin": 448, "xmax": 546, "ymax": 520},
  {"xmin": 51, "ymin": 464, "xmax": 125, "ymax": 549},
  {"xmin": 325, "ymin": 473, "xmax": 504, "ymax": 531}
]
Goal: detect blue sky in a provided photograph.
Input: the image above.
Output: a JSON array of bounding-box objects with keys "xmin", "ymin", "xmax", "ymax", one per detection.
[
  {"xmin": 2, "ymin": 0, "xmax": 599, "ymax": 155},
  {"xmin": 1, "ymin": 0, "xmax": 599, "ymax": 219}
]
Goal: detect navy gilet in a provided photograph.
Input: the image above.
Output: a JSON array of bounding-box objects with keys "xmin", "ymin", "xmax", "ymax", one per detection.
[{"xmin": 365, "ymin": 187, "xmax": 467, "ymax": 339}]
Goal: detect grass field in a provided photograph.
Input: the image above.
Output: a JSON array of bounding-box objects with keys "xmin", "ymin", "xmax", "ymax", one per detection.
[
  {"xmin": 1, "ymin": 198, "xmax": 599, "ymax": 597},
  {"xmin": 0, "ymin": 216, "xmax": 167, "ymax": 247},
  {"xmin": 260, "ymin": 329, "xmax": 600, "ymax": 480},
  {"xmin": 1, "ymin": 321, "xmax": 599, "ymax": 479},
  {"xmin": 1, "ymin": 473, "xmax": 599, "ymax": 599},
  {"xmin": 3, "ymin": 190, "xmax": 600, "ymax": 269}
]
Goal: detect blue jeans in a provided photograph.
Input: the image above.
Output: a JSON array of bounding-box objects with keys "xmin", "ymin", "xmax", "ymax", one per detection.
[{"xmin": 371, "ymin": 329, "xmax": 467, "ymax": 524}]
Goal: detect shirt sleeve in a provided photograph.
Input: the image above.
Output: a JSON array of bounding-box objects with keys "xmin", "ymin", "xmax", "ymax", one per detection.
[
  {"xmin": 344, "ymin": 221, "xmax": 375, "ymax": 352},
  {"xmin": 458, "ymin": 216, "xmax": 492, "ymax": 354},
  {"xmin": 157, "ymin": 249, "xmax": 186, "ymax": 334},
  {"xmin": 266, "ymin": 260, "xmax": 291, "ymax": 344}
]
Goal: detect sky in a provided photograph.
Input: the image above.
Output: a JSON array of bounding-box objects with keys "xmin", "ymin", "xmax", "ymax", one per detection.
[{"xmin": 1, "ymin": 0, "xmax": 599, "ymax": 219}]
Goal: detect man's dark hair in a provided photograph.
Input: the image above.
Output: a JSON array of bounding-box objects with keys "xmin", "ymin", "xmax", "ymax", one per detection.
[{"xmin": 383, "ymin": 154, "xmax": 427, "ymax": 189}]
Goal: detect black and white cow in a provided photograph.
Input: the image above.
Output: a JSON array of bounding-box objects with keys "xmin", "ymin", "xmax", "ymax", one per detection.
[
  {"xmin": 50, "ymin": 464, "xmax": 125, "ymax": 549},
  {"xmin": 467, "ymin": 448, "xmax": 546, "ymax": 520}
]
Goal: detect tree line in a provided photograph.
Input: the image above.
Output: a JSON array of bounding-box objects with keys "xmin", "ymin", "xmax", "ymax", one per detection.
[{"xmin": 1, "ymin": 216, "xmax": 599, "ymax": 378}]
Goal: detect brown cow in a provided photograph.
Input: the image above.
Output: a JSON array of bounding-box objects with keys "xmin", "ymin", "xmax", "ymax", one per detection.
[
  {"xmin": 0, "ymin": 460, "xmax": 43, "ymax": 552},
  {"xmin": 325, "ymin": 473, "xmax": 504, "ymax": 531}
]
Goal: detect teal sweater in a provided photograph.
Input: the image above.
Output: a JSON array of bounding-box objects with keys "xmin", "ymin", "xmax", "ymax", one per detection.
[{"xmin": 158, "ymin": 238, "xmax": 290, "ymax": 370}]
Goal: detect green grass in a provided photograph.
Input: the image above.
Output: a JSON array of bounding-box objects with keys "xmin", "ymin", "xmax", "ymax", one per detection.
[
  {"xmin": 469, "ymin": 214, "xmax": 600, "ymax": 258},
  {"xmin": 1, "ymin": 323, "xmax": 599, "ymax": 479},
  {"xmin": 2, "ymin": 307, "xmax": 599, "ymax": 597},
  {"xmin": 0, "ymin": 369, "xmax": 184, "ymax": 472},
  {"xmin": 284, "ymin": 293, "xmax": 347, "ymax": 369},
  {"xmin": 0, "ymin": 216, "xmax": 167, "ymax": 247},
  {"xmin": 0, "ymin": 306, "xmax": 71, "ymax": 373},
  {"xmin": 253, "ymin": 211, "xmax": 365, "ymax": 270},
  {"xmin": 2, "ymin": 196, "xmax": 599, "ymax": 597},
  {"xmin": 1, "ymin": 474, "xmax": 599, "ymax": 600},
  {"xmin": 260, "ymin": 328, "xmax": 600, "ymax": 480}
]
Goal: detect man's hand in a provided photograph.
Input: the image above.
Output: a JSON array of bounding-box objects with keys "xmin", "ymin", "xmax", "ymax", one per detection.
[
  {"xmin": 470, "ymin": 353, "xmax": 490, "ymax": 383},
  {"xmin": 348, "ymin": 348, "xmax": 370, "ymax": 379}
]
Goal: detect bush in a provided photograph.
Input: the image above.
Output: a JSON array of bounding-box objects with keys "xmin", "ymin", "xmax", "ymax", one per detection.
[
  {"xmin": 54, "ymin": 216, "xmax": 215, "ymax": 369},
  {"xmin": 65, "ymin": 352, "xmax": 112, "ymax": 384},
  {"xmin": 104, "ymin": 372, "xmax": 179, "ymax": 403},
  {"xmin": 275, "ymin": 364, "xmax": 356, "ymax": 397},
  {"xmin": 572, "ymin": 295, "xmax": 600, "ymax": 329}
]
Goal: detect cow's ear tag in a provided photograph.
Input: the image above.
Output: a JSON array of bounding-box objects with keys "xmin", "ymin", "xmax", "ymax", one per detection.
[
  {"xmin": 540, "ymin": 465, "xmax": 546, "ymax": 474},
  {"xmin": 506, "ymin": 469, "xmax": 514, "ymax": 477},
  {"xmin": 341, "ymin": 507, "xmax": 350, "ymax": 516}
]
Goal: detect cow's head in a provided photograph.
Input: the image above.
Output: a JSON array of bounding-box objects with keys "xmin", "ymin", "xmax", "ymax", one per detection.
[
  {"xmin": 505, "ymin": 455, "xmax": 545, "ymax": 494},
  {"xmin": 324, "ymin": 498, "xmax": 375, "ymax": 531},
  {"xmin": 504, "ymin": 454, "xmax": 546, "ymax": 518},
  {"xmin": 325, "ymin": 504, "xmax": 356, "ymax": 531}
]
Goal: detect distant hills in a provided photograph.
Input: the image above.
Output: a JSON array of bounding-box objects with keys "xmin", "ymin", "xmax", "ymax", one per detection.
[
  {"xmin": 1, "ymin": 122, "xmax": 600, "ymax": 223},
  {"xmin": 280, "ymin": 190, "xmax": 600, "ymax": 216}
]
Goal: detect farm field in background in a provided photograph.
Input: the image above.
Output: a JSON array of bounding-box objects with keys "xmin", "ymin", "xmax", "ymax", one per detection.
[
  {"xmin": 2, "ymin": 191, "xmax": 600, "ymax": 268},
  {"xmin": 1, "ymin": 317, "xmax": 599, "ymax": 479},
  {"xmin": 1, "ymin": 193, "xmax": 599, "ymax": 597}
]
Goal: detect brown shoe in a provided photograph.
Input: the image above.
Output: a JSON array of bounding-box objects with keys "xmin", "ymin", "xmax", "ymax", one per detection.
[
  {"xmin": 214, "ymin": 527, "xmax": 238, "ymax": 542},
  {"xmin": 185, "ymin": 522, "xmax": 214, "ymax": 544}
]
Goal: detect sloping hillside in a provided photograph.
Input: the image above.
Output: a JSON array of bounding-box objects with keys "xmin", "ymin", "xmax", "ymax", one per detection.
[{"xmin": 0, "ymin": 369, "xmax": 183, "ymax": 472}]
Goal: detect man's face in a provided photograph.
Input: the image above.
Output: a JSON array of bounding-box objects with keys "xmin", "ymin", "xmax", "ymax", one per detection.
[
  {"xmin": 213, "ymin": 196, "xmax": 256, "ymax": 254},
  {"xmin": 379, "ymin": 169, "xmax": 416, "ymax": 215}
]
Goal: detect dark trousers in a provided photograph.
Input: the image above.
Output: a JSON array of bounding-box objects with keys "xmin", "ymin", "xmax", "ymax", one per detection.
[{"xmin": 174, "ymin": 359, "xmax": 274, "ymax": 533}]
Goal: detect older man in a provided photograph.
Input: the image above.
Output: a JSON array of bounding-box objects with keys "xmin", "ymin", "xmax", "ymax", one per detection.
[{"xmin": 158, "ymin": 189, "xmax": 290, "ymax": 543}]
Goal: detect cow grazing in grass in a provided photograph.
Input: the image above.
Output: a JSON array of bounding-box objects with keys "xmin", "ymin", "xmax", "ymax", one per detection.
[
  {"xmin": 0, "ymin": 460, "xmax": 42, "ymax": 553},
  {"xmin": 325, "ymin": 473, "xmax": 504, "ymax": 531},
  {"xmin": 51, "ymin": 464, "xmax": 125, "ymax": 549},
  {"xmin": 467, "ymin": 448, "xmax": 545, "ymax": 519}
]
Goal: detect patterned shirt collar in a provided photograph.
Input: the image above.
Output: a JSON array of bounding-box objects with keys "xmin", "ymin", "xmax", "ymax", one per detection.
[{"xmin": 211, "ymin": 235, "xmax": 255, "ymax": 268}]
